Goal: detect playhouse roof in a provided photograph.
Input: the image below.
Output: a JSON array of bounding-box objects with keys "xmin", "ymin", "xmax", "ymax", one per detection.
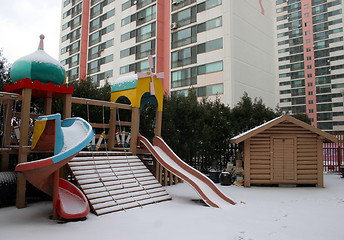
[
  {"xmin": 10, "ymin": 35, "xmax": 66, "ymax": 86},
  {"xmin": 230, "ymin": 115, "xmax": 338, "ymax": 144}
]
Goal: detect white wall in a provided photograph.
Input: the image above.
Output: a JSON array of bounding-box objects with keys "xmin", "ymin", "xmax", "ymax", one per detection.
[{"xmin": 224, "ymin": 0, "xmax": 277, "ymax": 108}]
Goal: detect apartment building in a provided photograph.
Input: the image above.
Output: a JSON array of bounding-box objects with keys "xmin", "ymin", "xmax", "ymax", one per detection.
[
  {"xmin": 276, "ymin": 0, "xmax": 344, "ymax": 131},
  {"xmin": 59, "ymin": 0, "xmax": 276, "ymax": 108}
]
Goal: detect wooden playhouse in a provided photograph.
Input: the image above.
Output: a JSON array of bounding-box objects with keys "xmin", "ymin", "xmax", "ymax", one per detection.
[{"xmin": 230, "ymin": 115, "xmax": 337, "ymax": 187}]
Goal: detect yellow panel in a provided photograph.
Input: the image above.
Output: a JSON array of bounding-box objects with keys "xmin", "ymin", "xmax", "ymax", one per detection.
[
  {"xmin": 111, "ymin": 75, "xmax": 164, "ymax": 112},
  {"xmin": 31, "ymin": 120, "xmax": 47, "ymax": 150}
]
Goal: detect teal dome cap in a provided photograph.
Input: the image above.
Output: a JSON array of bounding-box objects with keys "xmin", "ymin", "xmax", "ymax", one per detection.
[{"xmin": 10, "ymin": 34, "xmax": 66, "ymax": 86}]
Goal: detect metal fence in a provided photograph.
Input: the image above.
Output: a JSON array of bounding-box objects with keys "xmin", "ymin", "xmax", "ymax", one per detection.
[{"xmin": 323, "ymin": 131, "xmax": 344, "ymax": 172}]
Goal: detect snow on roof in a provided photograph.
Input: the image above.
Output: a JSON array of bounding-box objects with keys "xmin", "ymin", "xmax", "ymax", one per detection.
[
  {"xmin": 231, "ymin": 115, "xmax": 284, "ymax": 140},
  {"xmin": 16, "ymin": 49, "xmax": 63, "ymax": 67},
  {"xmin": 111, "ymin": 74, "xmax": 138, "ymax": 92}
]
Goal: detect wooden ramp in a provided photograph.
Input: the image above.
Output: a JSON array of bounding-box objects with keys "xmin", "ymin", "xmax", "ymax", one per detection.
[{"xmin": 68, "ymin": 153, "xmax": 171, "ymax": 215}]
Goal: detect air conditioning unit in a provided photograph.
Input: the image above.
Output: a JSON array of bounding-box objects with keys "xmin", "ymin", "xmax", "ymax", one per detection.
[
  {"xmin": 172, "ymin": 1, "xmax": 181, "ymax": 5},
  {"xmin": 170, "ymin": 22, "xmax": 178, "ymax": 30}
]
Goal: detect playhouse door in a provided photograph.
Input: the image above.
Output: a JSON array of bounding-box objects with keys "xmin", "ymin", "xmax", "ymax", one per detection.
[{"xmin": 272, "ymin": 137, "xmax": 296, "ymax": 182}]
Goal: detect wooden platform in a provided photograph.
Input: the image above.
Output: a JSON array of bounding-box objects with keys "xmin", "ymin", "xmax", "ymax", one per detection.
[{"xmin": 68, "ymin": 154, "xmax": 172, "ymax": 215}]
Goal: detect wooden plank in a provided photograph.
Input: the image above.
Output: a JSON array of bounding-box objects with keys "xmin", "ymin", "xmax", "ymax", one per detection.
[
  {"xmin": 250, "ymin": 169, "xmax": 270, "ymax": 174},
  {"xmin": 297, "ymin": 164, "xmax": 317, "ymax": 170},
  {"xmin": 250, "ymin": 151, "xmax": 271, "ymax": 156},
  {"xmin": 297, "ymin": 169, "xmax": 317, "ymax": 175},
  {"xmin": 250, "ymin": 164, "xmax": 270, "ymax": 169},
  {"xmin": 317, "ymin": 138, "xmax": 323, "ymax": 187},
  {"xmin": 71, "ymin": 96, "xmax": 132, "ymax": 110},
  {"xmin": 298, "ymin": 156, "xmax": 317, "ymax": 161},
  {"xmin": 251, "ymin": 159, "xmax": 270, "ymax": 165},
  {"xmin": 297, "ymin": 175, "xmax": 317, "ymax": 180},
  {"xmin": 297, "ymin": 152, "xmax": 317, "ymax": 157},
  {"xmin": 244, "ymin": 140, "xmax": 250, "ymax": 187},
  {"xmin": 250, "ymin": 174, "xmax": 271, "ymax": 180},
  {"xmin": 296, "ymin": 179, "xmax": 318, "ymax": 184},
  {"xmin": 250, "ymin": 155, "xmax": 271, "ymax": 160},
  {"xmin": 250, "ymin": 179, "xmax": 272, "ymax": 184}
]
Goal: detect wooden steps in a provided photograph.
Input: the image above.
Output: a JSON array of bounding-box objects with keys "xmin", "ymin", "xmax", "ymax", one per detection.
[{"xmin": 69, "ymin": 154, "xmax": 171, "ymax": 215}]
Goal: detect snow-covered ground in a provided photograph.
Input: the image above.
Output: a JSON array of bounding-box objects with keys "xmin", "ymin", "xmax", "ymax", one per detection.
[{"xmin": 1, "ymin": 173, "xmax": 343, "ymax": 240}]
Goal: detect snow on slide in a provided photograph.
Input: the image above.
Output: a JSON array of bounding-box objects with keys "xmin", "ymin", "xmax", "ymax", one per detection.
[
  {"xmin": 139, "ymin": 136, "xmax": 236, "ymax": 208},
  {"xmin": 15, "ymin": 114, "xmax": 94, "ymax": 219}
]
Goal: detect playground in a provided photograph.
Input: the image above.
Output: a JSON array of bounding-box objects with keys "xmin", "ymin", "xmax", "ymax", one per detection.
[{"xmin": 1, "ymin": 36, "xmax": 344, "ymax": 239}]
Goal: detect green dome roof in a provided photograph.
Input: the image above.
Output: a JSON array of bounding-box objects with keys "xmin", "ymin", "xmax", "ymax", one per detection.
[{"xmin": 10, "ymin": 35, "xmax": 66, "ymax": 86}]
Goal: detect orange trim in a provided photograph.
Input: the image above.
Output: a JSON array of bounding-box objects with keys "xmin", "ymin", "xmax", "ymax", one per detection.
[
  {"xmin": 156, "ymin": 0, "xmax": 170, "ymax": 95},
  {"xmin": 79, "ymin": 0, "xmax": 90, "ymax": 80}
]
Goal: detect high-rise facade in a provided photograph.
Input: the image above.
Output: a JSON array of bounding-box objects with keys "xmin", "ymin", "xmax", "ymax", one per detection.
[
  {"xmin": 59, "ymin": 0, "xmax": 276, "ymax": 108},
  {"xmin": 276, "ymin": 0, "xmax": 344, "ymax": 132}
]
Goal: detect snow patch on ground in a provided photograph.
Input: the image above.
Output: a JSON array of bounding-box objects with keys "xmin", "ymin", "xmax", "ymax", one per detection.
[{"xmin": 0, "ymin": 173, "xmax": 343, "ymax": 240}]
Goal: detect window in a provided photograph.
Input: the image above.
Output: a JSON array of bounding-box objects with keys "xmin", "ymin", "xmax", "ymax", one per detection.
[
  {"xmin": 309, "ymin": 109, "xmax": 314, "ymax": 113},
  {"xmin": 306, "ymin": 48, "xmax": 312, "ymax": 52},
  {"xmin": 172, "ymin": 0, "xmax": 196, "ymax": 12},
  {"xmin": 90, "ymin": 70, "xmax": 113, "ymax": 85},
  {"xmin": 122, "ymin": 0, "xmax": 136, "ymax": 11},
  {"xmin": 280, "ymin": 98, "xmax": 291, "ymax": 103},
  {"xmin": 307, "ymin": 65, "xmax": 312, "ymax": 69},
  {"xmin": 197, "ymin": 61, "xmax": 223, "ymax": 75},
  {"xmin": 67, "ymin": 67, "xmax": 79, "ymax": 81},
  {"xmin": 317, "ymin": 103, "xmax": 332, "ymax": 112},
  {"xmin": 309, "ymin": 100, "xmax": 313, "ymax": 104},
  {"xmin": 280, "ymin": 89, "xmax": 291, "ymax": 94},
  {"xmin": 89, "ymin": 24, "xmax": 114, "ymax": 46},
  {"xmin": 120, "ymin": 59, "xmax": 150, "ymax": 74},
  {"xmin": 171, "ymin": 26, "xmax": 197, "ymax": 49},
  {"xmin": 172, "ymin": 47, "xmax": 196, "ymax": 69},
  {"xmin": 90, "ymin": 9, "xmax": 115, "ymax": 33},
  {"xmin": 317, "ymin": 94, "xmax": 331, "ymax": 103},
  {"xmin": 197, "ymin": 38, "xmax": 223, "ymax": 54},
  {"xmin": 136, "ymin": 0, "xmax": 155, "ymax": 9},
  {"xmin": 307, "ymin": 74, "xmax": 313, "ymax": 78},
  {"xmin": 136, "ymin": 4, "xmax": 157, "ymax": 26},
  {"xmin": 292, "ymin": 97, "xmax": 306, "ymax": 105},
  {"xmin": 172, "ymin": 6, "xmax": 197, "ymax": 28},
  {"xmin": 276, "ymin": 0, "xmax": 286, "ymax": 5},
  {"xmin": 88, "ymin": 54, "xmax": 113, "ymax": 74},
  {"xmin": 136, "ymin": 40, "xmax": 156, "ymax": 59},
  {"xmin": 291, "ymin": 88, "xmax": 305, "ymax": 96},
  {"xmin": 308, "ymin": 91, "xmax": 313, "ymax": 95},
  {"xmin": 304, "ymin": 4, "xmax": 309, "ymax": 9},
  {"xmin": 197, "ymin": 16, "xmax": 222, "ymax": 33},
  {"xmin": 316, "ymin": 85, "xmax": 331, "ymax": 94},
  {"xmin": 306, "ymin": 39, "xmax": 311, "ymax": 43},
  {"xmin": 291, "ymin": 79, "xmax": 305, "ymax": 88},
  {"xmin": 304, "ymin": 13, "xmax": 310, "ymax": 18},
  {"xmin": 198, "ymin": 84, "xmax": 223, "ymax": 97},
  {"xmin": 88, "ymin": 39, "xmax": 114, "ymax": 60},
  {"xmin": 90, "ymin": 0, "xmax": 114, "ymax": 19},
  {"xmin": 136, "ymin": 22, "xmax": 156, "ymax": 42},
  {"xmin": 197, "ymin": 0, "xmax": 222, "ymax": 13},
  {"xmin": 307, "ymin": 56, "xmax": 312, "ymax": 60},
  {"xmin": 308, "ymin": 82, "xmax": 313, "ymax": 87},
  {"xmin": 305, "ymin": 31, "xmax": 311, "ymax": 35},
  {"xmin": 171, "ymin": 67, "xmax": 197, "ymax": 88},
  {"xmin": 279, "ymin": 81, "xmax": 290, "ymax": 86}
]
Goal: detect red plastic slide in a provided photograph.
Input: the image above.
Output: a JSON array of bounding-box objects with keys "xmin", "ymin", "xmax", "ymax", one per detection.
[{"xmin": 138, "ymin": 136, "xmax": 236, "ymax": 208}]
